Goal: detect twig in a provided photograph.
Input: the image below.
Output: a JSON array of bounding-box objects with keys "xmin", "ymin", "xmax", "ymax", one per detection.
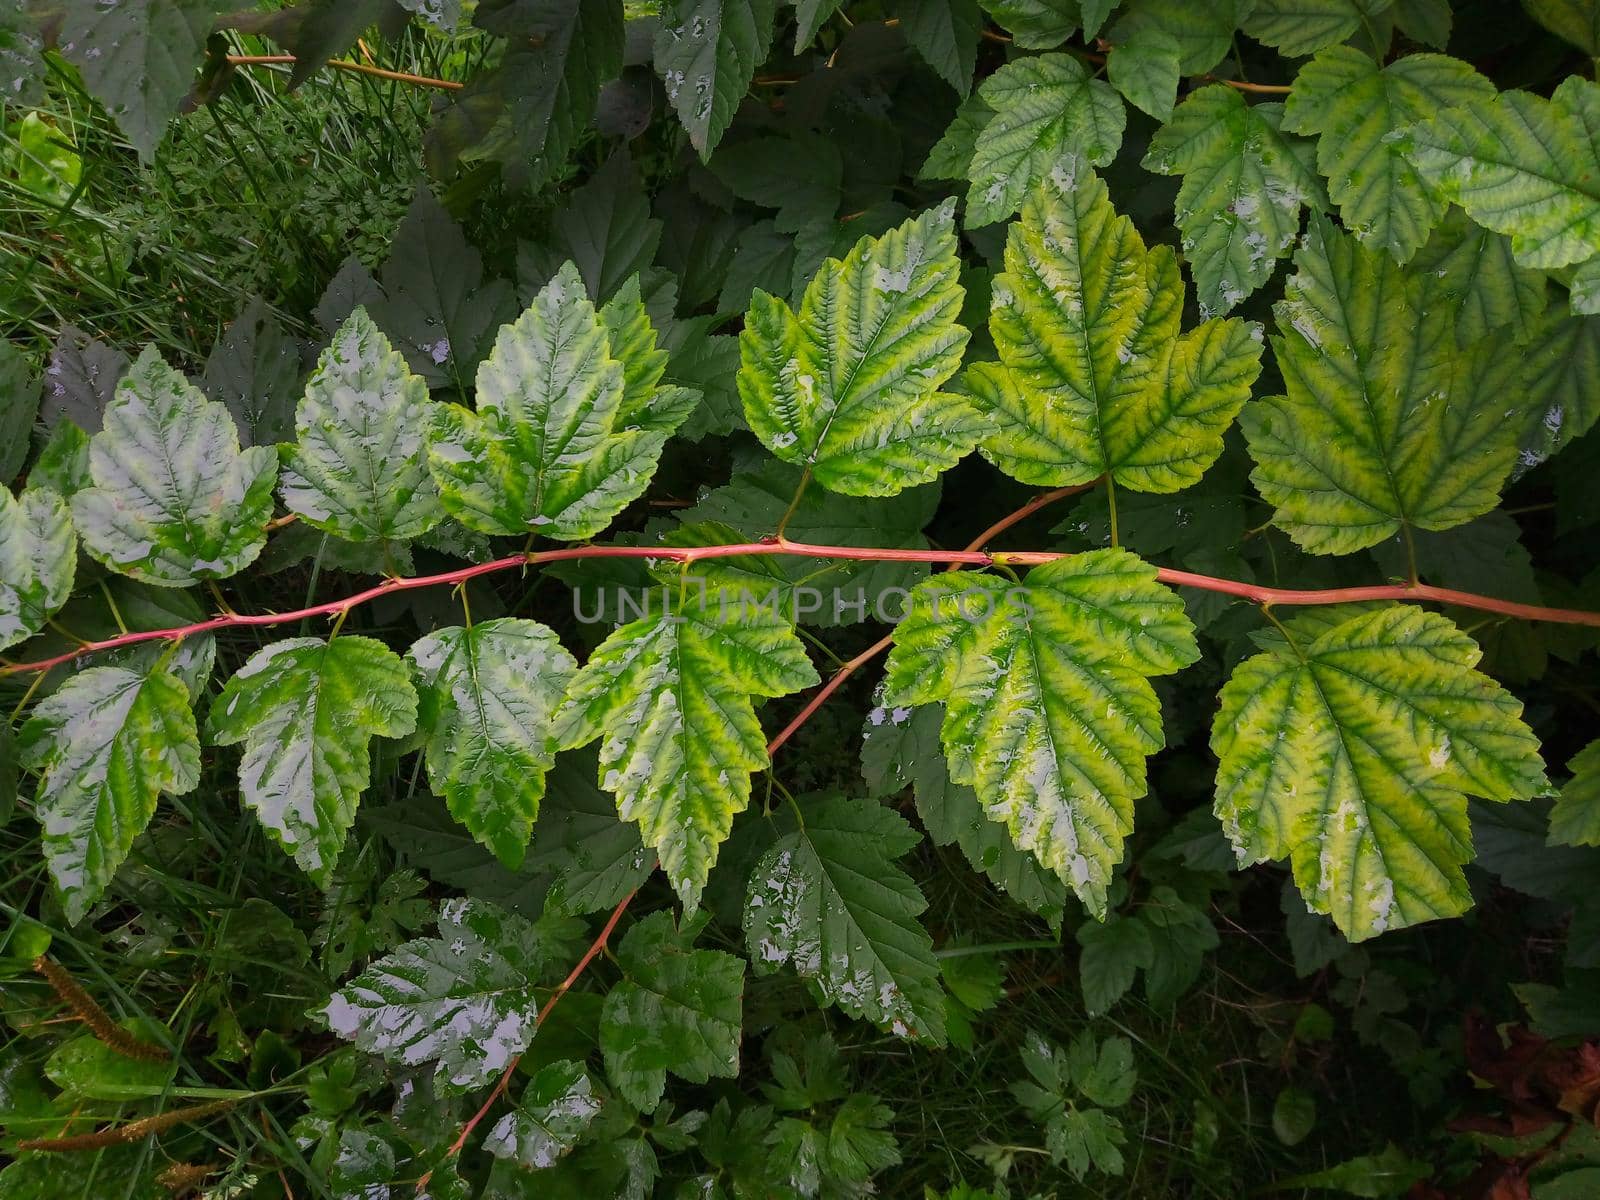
[{"xmin": 223, "ymin": 54, "xmax": 463, "ymax": 91}]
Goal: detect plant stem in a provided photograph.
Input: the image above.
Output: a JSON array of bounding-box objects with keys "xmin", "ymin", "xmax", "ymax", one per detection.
[{"xmin": 223, "ymin": 54, "xmax": 463, "ymax": 91}]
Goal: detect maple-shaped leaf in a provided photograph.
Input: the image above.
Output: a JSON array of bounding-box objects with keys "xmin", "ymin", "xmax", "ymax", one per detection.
[
  {"xmin": 1407, "ymin": 76, "xmax": 1600, "ymax": 270},
  {"xmin": 323, "ymin": 898, "xmax": 569, "ymax": 1092},
  {"xmin": 0, "ymin": 488, "xmax": 75, "ymax": 652},
  {"xmin": 882, "ymin": 549, "xmax": 1199, "ymax": 916},
  {"xmin": 429, "ymin": 263, "xmax": 690, "ymax": 538},
  {"xmin": 744, "ymin": 793, "xmax": 946, "ymax": 1042},
  {"xmin": 1550, "ymin": 741, "xmax": 1600, "ymax": 848},
  {"xmin": 407, "ymin": 619, "xmax": 578, "ymax": 870},
  {"xmin": 964, "ymin": 164, "xmax": 1264, "ymax": 492},
  {"xmin": 552, "ymin": 577, "xmax": 819, "ymax": 908},
  {"xmin": 600, "ymin": 912, "xmax": 745, "ymax": 1111},
  {"xmin": 19, "ymin": 666, "xmax": 200, "ymax": 924},
  {"xmin": 737, "ymin": 202, "xmax": 985, "ymax": 497},
  {"xmin": 860, "ymin": 699, "xmax": 1068, "ymax": 929},
  {"xmin": 1243, "ymin": 0, "xmax": 1399, "ymax": 58},
  {"xmin": 1242, "ymin": 221, "xmax": 1529, "ymax": 555},
  {"xmin": 1109, "ymin": 0, "xmax": 1245, "ymax": 73},
  {"xmin": 208, "ymin": 636, "xmax": 419, "ymax": 885},
  {"xmin": 964, "ymin": 54, "xmax": 1126, "ymax": 229},
  {"xmin": 1143, "ymin": 85, "xmax": 1324, "ymax": 317},
  {"xmin": 71, "ymin": 347, "xmax": 278, "ymax": 587},
  {"xmin": 1412, "ymin": 209, "xmax": 1549, "ymax": 349},
  {"xmin": 1281, "ymin": 45, "xmax": 1494, "ymax": 263},
  {"xmin": 484, "ymin": 1059, "xmax": 603, "ymax": 1169},
  {"xmin": 653, "ymin": 0, "xmax": 777, "ymax": 159},
  {"xmin": 57, "ymin": 0, "xmax": 212, "ymax": 160},
  {"xmin": 1213, "ymin": 605, "xmax": 1547, "ymax": 941},
  {"xmin": 280, "ymin": 308, "xmax": 446, "ymax": 543}
]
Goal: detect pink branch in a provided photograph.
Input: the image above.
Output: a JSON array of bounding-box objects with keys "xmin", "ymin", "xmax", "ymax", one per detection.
[{"xmin": 7, "ymin": 535, "xmax": 1600, "ymax": 679}]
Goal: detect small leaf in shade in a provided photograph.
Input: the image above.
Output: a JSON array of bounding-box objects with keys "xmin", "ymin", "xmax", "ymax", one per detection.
[
  {"xmin": 323, "ymin": 898, "xmax": 570, "ymax": 1092},
  {"xmin": 0, "ymin": 340, "xmax": 39, "ymax": 486},
  {"xmin": 281, "ymin": 307, "xmax": 446, "ymax": 543},
  {"xmin": 19, "ymin": 666, "xmax": 201, "ymax": 924},
  {"xmin": 745, "ymin": 793, "xmax": 946, "ymax": 1042},
  {"xmin": 484, "ymin": 1059, "xmax": 603, "ymax": 1169},
  {"xmin": 208, "ymin": 637, "xmax": 418, "ymax": 885},
  {"xmin": 0, "ymin": 488, "xmax": 75, "ymax": 652},
  {"xmin": 600, "ymin": 912, "xmax": 745, "ymax": 1111},
  {"xmin": 407, "ymin": 619, "xmax": 577, "ymax": 869},
  {"xmin": 71, "ymin": 346, "xmax": 277, "ymax": 587},
  {"xmin": 1550, "ymin": 741, "xmax": 1600, "ymax": 848},
  {"xmin": 41, "ymin": 325, "xmax": 129, "ymax": 435},
  {"xmin": 202, "ymin": 295, "xmax": 305, "ymax": 447},
  {"xmin": 653, "ymin": 0, "xmax": 778, "ymax": 159}
]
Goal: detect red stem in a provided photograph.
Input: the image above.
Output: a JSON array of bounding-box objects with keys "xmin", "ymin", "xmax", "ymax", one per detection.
[{"xmin": 10, "ymin": 534, "xmax": 1597, "ymax": 680}]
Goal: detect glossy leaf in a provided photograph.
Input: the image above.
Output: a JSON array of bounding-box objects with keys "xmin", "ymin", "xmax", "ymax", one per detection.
[
  {"xmin": 744, "ymin": 793, "xmax": 946, "ymax": 1042},
  {"xmin": 1143, "ymin": 86, "xmax": 1324, "ymax": 317},
  {"xmin": 600, "ymin": 912, "xmax": 745, "ymax": 1110},
  {"xmin": 966, "ymin": 164, "xmax": 1264, "ymax": 490},
  {"xmin": 1243, "ymin": 222, "xmax": 1529, "ymax": 554},
  {"xmin": 737, "ymin": 202, "xmax": 984, "ymax": 497},
  {"xmin": 71, "ymin": 346, "xmax": 278, "ymax": 587},
  {"xmin": 280, "ymin": 308, "xmax": 445, "ymax": 543},
  {"xmin": 553, "ymin": 578, "xmax": 819, "ymax": 908},
  {"xmin": 407, "ymin": 619, "xmax": 577, "ymax": 869},
  {"xmin": 323, "ymin": 898, "xmax": 564, "ymax": 1092},
  {"xmin": 654, "ymin": 0, "xmax": 777, "ymax": 159},
  {"xmin": 19, "ymin": 666, "xmax": 200, "ymax": 924},
  {"xmin": 882, "ymin": 549, "xmax": 1199, "ymax": 916},
  {"xmin": 1283, "ymin": 46, "xmax": 1495, "ymax": 263},
  {"xmin": 965, "ymin": 54, "xmax": 1126, "ymax": 229},
  {"xmin": 1212, "ymin": 605, "xmax": 1547, "ymax": 940},
  {"xmin": 484, "ymin": 1059, "xmax": 603, "ymax": 1169},
  {"xmin": 0, "ymin": 488, "xmax": 75, "ymax": 652},
  {"xmin": 429, "ymin": 263, "xmax": 689, "ymax": 538},
  {"xmin": 208, "ymin": 636, "xmax": 419, "ymax": 885},
  {"xmin": 1408, "ymin": 76, "xmax": 1600, "ymax": 270}
]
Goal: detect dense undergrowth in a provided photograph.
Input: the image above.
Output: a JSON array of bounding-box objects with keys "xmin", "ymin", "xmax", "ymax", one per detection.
[{"xmin": 3, "ymin": 2, "xmax": 1600, "ymax": 1198}]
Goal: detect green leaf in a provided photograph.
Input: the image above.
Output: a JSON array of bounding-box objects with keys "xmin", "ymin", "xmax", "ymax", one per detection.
[
  {"xmin": 1412, "ymin": 209, "xmax": 1549, "ymax": 348},
  {"xmin": 1143, "ymin": 86, "xmax": 1324, "ymax": 317},
  {"xmin": 0, "ymin": 488, "xmax": 75, "ymax": 653},
  {"xmin": 711, "ymin": 133, "xmax": 842, "ymax": 234},
  {"xmin": 484, "ymin": 1059, "xmax": 603, "ymax": 1169},
  {"xmin": 0, "ymin": 340, "xmax": 40, "ymax": 487},
  {"xmin": 44, "ymin": 1021, "xmax": 170, "ymax": 1099},
  {"xmin": 965, "ymin": 54, "xmax": 1126, "ymax": 229},
  {"xmin": 525, "ymin": 750, "xmax": 652, "ymax": 914},
  {"xmin": 1212, "ymin": 605, "xmax": 1548, "ymax": 940},
  {"xmin": 882, "ymin": 549, "xmax": 1199, "ymax": 916},
  {"xmin": 862, "ymin": 700, "xmax": 1069, "ymax": 928},
  {"xmin": 737, "ymin": 202, "xmax": 982, "ymax": 497},
  {"xmin": 0, "ymin": 0, "xmax": 45, "ymax": 109},
  {"xmin": 372, "ymin": 188, "xmax": 518, "ymax": 390},
  {"xmin": 653, "ymin": 0, "xmax": 778, "ymax": 159},
  {"xmin": 71, "ymin": 346, "xmax": 278, "ymax": 587},
  {"xmin": 323, "ymin": 898, "xmax": 564, "ymax": 1092},
  {"xmin": 408, "ymin": 619, "xmax": 578, "ymax": 869},
  {"xmin": 58, "ymin": 0, "xmax": 212, "ymax": 160},
  {"xmin": 793, "ymin": 0, "xmax": 846, "ymax": 48},
  {"xmin": 1051, "ymin": 1106, "xmax": 1127, "ymax": 1179},
  {"xmin": 42, "ymin": 325, "xmax": 127, "ymax": 434},
  {"xmin": 921, "ymin": 93, "xmax": 992, "ymax": 183},
  {"xmin": 19, "ymin": 666, "xmax": 200, "ymax": 924},
  {"xmin": 898, "ymin": 0, "xmax": 982, "ymax": 95},
  {"xmin": 208, "ymin": 636, "xmax": 419, "ymax": 885},
  {"xmin": 600, "ymin": 912, "xmax": 745, "ymax": 1110},
  {"xmin": 1108, "ymin": 29, "xmax": 1180, "ymax": 122},
  {"xmin": 553, "ymin": 577, "xmax": 819, "ymax": 908},
  {"xmin": 677, "ymin": 458, "xmax": 939, "ymax": 627},
  {"xmin": 979, "ymin": 0, "xmax": 1079, "ymax": 48},
  {"xmin": 1394, "ymin": 0, "xmax": 1451, "ymax": 46},
  {"xmin": 281, "ymin": 308, "xmax": 445, "ymax": 543},
  {"xmin": 425, "ymin": 0, "xmax": 623, "ymax": 188},
  {"xmin": 1511, "ymin": 308, "xmax": 1600, "ymax": 473},
  {"xmin": 1527, "ymin": 0, "xmax": 1600, "ymax": 53},
  {"xmin": 1550, "ymin": 741, "xmax": 1600, "ymax": 848},
  {"xmin": 1243, "ymin": 222, "xmax": 1534, "ymax": 554},
  {"xmin": 201, "ymin": 296, "xmax": 305, "ymax": 449},
  {"xmin": 1244, "ymin": 0, "xmax": 1398, "ymax": 57},
  {"xmin": 429, "ymin": 263, "xmax": 686, "ymax": 538},
  {"xmin": 1282, "ymin": 46, "xmax": 1494, "ymax": 262},
  {"xmin": 519, "ymin": 150, "xmax": 663, "ymax": 304},
  {"xmin": 0, "ymin": 1148, "xmax": 162, "ymax": 1199},
  {"xmin": 1076, "ymin": 916, "xmax": 1153, "ymax": 1016},
  {"xmin": 966, "ymin": 165, "xmax": 1264, "ymax": 489},
  {"xmin": 1110, "ymin": 0, "xmax": 1245, "ymax": 72},
  {"xmin": 1407, "ymin": 76, "xmax": 1600, "ymax": 270},
  {"xmin": 1273, "ymin": 1144, "xmax": 1429, "ymax": 1198},
  {"xmin": 744, "ymin": 793, "xmax": 946, "ymax": 1042},
  {"xmin": 1272, "ymin": 1086, "xmax": 1317, "ymax": 1146}
]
